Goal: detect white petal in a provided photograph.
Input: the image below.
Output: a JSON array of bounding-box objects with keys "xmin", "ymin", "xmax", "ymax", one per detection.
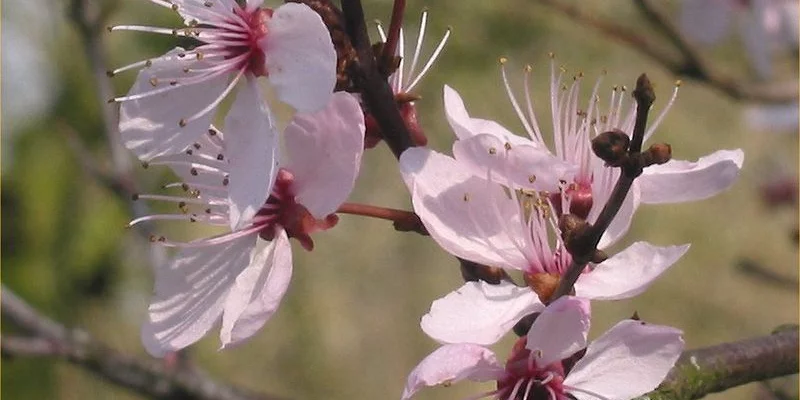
[
  {"xmin": 575, "ymin": 242, "xmax": 690, "ymax": 301},
  {"xmin": 638, "ymin": 149, "xmax": 744, "ymax": 204},
  {"xmin": 402, "ymin": 344, "xmax": 505, "ymax": 400},
  {"xmin": 452, "ymin": 133, "xmax": 575, "ymax": 192},
  {"xmin": 120, "ymin": 47, "xmax": 229, "ymax": 160},
  {"xmin": 141, "ymin": 234, "xmax": 257, "ymax": 357},
  {"xmin": 399, "ymin": 147, "xmax": 530, "ymax": 270},
  {"xmin": 220, "ymin": 231, "xmax": 293, "ymax": 348},
  {"xmin": 526, "ymin": 296, "xmax": 590, "ymax": 366},
  {"xmin": 224, "ymin": 79, "xmax": 279, "ymax": 230},
  {"xmin": 564, "ymin": 321, "xmax": 684, "ymax": 400},
  {"xmin": 264, "ymin": 3, "xmax": 336, "ymax": 112},
  {"xmin": 284, "ymin": 92, "xmax": 365, "ymax": 218},
  {"xmin": 443, "ymin": 85, "xmax": 530, "ymax": 145},
  {"xmin": 422, "ymin": 281, "xmax": 542, "ymax": 346}
]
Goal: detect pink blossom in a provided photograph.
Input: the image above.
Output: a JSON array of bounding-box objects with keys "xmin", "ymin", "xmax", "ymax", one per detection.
[
  {"xmin": 399, "ymin": 148, "xmax": 689, "ymax": 345},
  {"xmin": 402, "ymin": 296, "xmax": 684, "ymax": 400},
  {"xmin": 444, "ymin": 61, "xmax": 743, "ymax": 248},
  {"xmin": 110, "ymin": 0, "xmax": 336, "ymax": 195},
  {"xmin": 130, "ymin": 92, "xmax": 364, "ymax": 356}
]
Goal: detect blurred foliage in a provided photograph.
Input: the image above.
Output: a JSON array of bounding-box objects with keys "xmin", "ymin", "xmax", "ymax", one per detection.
[{"xmin": 1, "ymin": 1, "xmax": 798, "ymax": 400}]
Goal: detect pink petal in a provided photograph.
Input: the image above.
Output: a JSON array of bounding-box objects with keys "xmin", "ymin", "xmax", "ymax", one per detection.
[
  {"xmin": 638, "ymin": 149, "xmax": 744, "ymax": 204},
  {"xmin": 399, "ymin": 148, "xmax": 530, "ymax": 270},
  {"xmin": 120, "ymin": 47, "xmax": 229, "ymax": 160},
  {"xmin": 284, "ymin": 92, "xmax": 365, "ymax": 218},
  {"xmin": 574, "ymin": 242, "xmax": 689, "ymax": 301},
  {"xmin": 263, "ymin": 3, "xmax": 336, "ymax": 113},
  {"xmin": 402, "ymin": 344, "xmax": 505, "ymax": 400},
  {"xmin": 525, "ymin": 296, "xmax": 590, "ymax": 366},
  {"xmin": 219, "ymin": 231, "xmax": 293, "ymax": 348},
  {"xmin": 224, "ymin": 78, "xmax": 280, "ymax": 230},
  {"xmin": 421, "ymin": 281, "xmax": 542, "ymax": 346},
  {"xmin": 564, "ymin": 321, "xmax": 684, "ymax": 400},
  {"xmin": 452, "ymin": 133, "xmax": 575, "ymax": 192},
  {"xmin": 443, "ymin": 85, "xmax": 530, "ymax": 145},
  {"xmin": 140, "ymin": 234, "xmax": 257, "ymax": 357}
]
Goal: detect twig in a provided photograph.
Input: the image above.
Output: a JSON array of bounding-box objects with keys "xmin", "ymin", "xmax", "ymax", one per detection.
[
  {"xmin": 341, "ymin": 0, "xmax": 415, "ymax": 158},
  {"xmin": 550, "ymin": 74, "xmax": 655, "ymax": 302},
  {"xmin": 535, "ymin": 0, "xmax": 798, "ymax": 103},
  {"xmin": 337, "ymin": 202, "xmax": 427, "ymax": 234},
  {"xmin": 736, "ymin": 259, "xmax": 799, "ymax": 291},
  {"xmin": 640, "ymin": 326, "xmax": 799, "ymax": 400},
  {"xmin": 1, "ymin": 286, "xmax": 283, "ymax": 400}
]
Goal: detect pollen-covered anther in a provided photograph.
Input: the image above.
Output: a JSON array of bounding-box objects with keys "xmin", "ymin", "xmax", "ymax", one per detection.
[
  {"xmin": 488, "ymin": 147, "xmax": 497, "ymax": 155},
  {"xmin": 463, "ymin": 193, "xmax": 470, "ymax": 202},
  {"xmin": 591, "ymin": 129, "xmax": 630, "ymax": 167},
  {"xmin": 504, "ymin": 142, "xmax": 512, "ymax": 151},
  {"xmin": 528, "ymin": 175, "xmax": 536, "ymax": 183}
]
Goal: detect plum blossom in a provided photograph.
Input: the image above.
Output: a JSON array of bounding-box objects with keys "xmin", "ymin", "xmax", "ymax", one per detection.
[
  {"xmin": 402, "ymin": 296, "xmax": 684, "ymax": 400},
  {"xmin": 130, "ymin": 92, "xmax": 364, "ymax": 356},
  {"xmin": 445, "ymin": 60, "xmax": 743, "ymax": 249},
  {"xmin": 399, "ymin": 147, "xmax": 689, "ymax": 345},
  {"xmin": 110, "ymin": 0, "xmax": 337, "ymax": 218},
  {"xmin": 364, "ymin": 10, "xmax": 451, "ymax": 148}
]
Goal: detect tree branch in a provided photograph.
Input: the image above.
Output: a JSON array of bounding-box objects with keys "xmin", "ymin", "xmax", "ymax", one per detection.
[
  {"xmin": 341, "ymin": 0, "xmax": 415, "ymax": 158},
  {"xmin": 535, "ymin": 0, "xmax": 798, "ymax": 103},
  {"xmin": 1, "ymin": 286, "xmax": 283, "ymax": 400},
  {"xmin": 640, "ymin": 326, "xmax": 799, "ymax": 400}
]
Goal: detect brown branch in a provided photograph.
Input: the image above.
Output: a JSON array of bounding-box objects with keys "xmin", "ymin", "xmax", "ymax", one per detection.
[
  {"xmin": 341, "ymin": 0, "xmax": 415, "ymax": 158},
  {"xmin": 551, "ymin": 74, "xmax": 655, "ymax": 302},
  {"xmin": 640, "ymin": 326, "xmax": 799, "ymax": 400},
  {"xmin": 1, "ymin": 286, "xmax": 284, "ymax": 400},
  {"xmin": 536, "ymin": 0, "xmax": 798, "ymax": 104}
]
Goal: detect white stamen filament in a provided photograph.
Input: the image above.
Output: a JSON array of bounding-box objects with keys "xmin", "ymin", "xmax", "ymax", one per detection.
[
  {"xmin": 405, "ymin": 26, "xmax": 450, "ymax": 92},
  {"xmin": 181, "ymin": 67, "xmax": 245, "ymax": 125}
]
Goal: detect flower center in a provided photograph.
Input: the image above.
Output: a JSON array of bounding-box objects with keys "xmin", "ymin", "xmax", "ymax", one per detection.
[
  {"xmin": 255, "ymin": 169, "xmax": 338, "ymax": 251},
  {"xmin": 550, "ymin": 182, "xmax": 593, "ymax": 220},
  {"xmin": 496, "ymin": 337, "xmax": 566, "ymax": 400},
  {"xmin": 235, "ymin": 7, "xmax": 272, "ymax": 77}
]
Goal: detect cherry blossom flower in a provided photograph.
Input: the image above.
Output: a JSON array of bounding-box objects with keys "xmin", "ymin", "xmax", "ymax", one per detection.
[
  {"xmin": 445, "ymin": 60, "xmax": 744, "ymax": 248},
  {"xmin": 109, "ymin": 0, "xmax": 336, "ymax": 175},
  {"xmin": 399, "ymin": 148, "xmax": 689, "ymax": 345},
  {"xmin": 364, "ymin": 10, "xmax": 451, "ymax": 148},
  {"xmin": 402, "ymin": 296, "xmax": 684, "ymax": 400},
  {"xmin": 130, "ymin": 92, "xmax": 364, "ymax": 355}
]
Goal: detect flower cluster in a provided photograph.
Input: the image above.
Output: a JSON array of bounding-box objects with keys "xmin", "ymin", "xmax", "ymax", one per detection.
[
  {"xmin": 398, "ymin": 59, "xmax": 742, "ymax": 398},
  {"xmin": 111, "ymin": 0, "xmax": 366, "ymax": 354},
  {"xmin": 111, "ymin": 2, "xmax": 745, "ymax": 399}
]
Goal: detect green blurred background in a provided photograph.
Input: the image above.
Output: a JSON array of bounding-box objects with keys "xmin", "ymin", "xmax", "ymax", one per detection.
[{"xmin": 2, "ymin": 0, "xmax": 798, "ymax": 399}]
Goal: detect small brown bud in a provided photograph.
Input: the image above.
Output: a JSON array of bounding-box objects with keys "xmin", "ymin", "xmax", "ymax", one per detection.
[
  {"xmin": 460, "ymin": 259, "xmax": 508, "ymax": 284},
  {"xmin": 512, "ymin": 312, "xmax": 540, "ymax": 337},
  {"xmin": 642, "ymin": 143, "xmax": 672, "ymax": 166},
  {"xmin": 591, "ymin": 129, "xmax": 630, "ymax": 167}
]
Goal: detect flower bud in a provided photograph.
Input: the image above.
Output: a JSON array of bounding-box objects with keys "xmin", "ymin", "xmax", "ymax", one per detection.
[
  {"xmin": 591, "ymin": 129, "xmax": 630, "ymax": 167},
  {"xmin": 512, "ymin": 312, "xmax": 540, "ymax": 337},
  {"xmin": 460, "ymin": 259, "xmax": 508, "ymax": 284},
  {"xmin": 642, "ymin": 143, "xmax": 672, "ymax": 167}
]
